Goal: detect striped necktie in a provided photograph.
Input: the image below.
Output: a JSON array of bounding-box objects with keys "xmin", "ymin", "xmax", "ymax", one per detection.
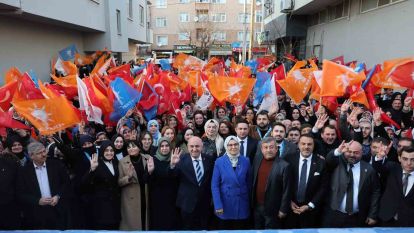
[{"xmin": 194, "ymin": 160, "xmax": 203, "ymax": 186}]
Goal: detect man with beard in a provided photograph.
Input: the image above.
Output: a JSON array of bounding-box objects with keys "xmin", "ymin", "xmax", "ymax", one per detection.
[
  {"xmin": 360, "ymin": 119, "xmax": 373, "ymax": 161},
  {"xmin": 284, "ymin": 134, "xmax": 328, "ymax": 228},
  {"xmin": 323, "ymin": 140, "xmax": 381, "ymax": 227},
  {"xmin": 271, "ymin": 123, "xmax": 297, "ymax": 159},
  {"xmin": 312, "ymin": 114, "xmax": 340, "ymax": 157},
  {"xmin": 249, "ymin": 111, "xmax": 272, "ymax": 140}
]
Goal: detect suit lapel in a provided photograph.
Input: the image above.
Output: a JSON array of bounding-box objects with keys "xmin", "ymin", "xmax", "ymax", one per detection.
[
  {"xmin": 306, "ymin": 155, "xmax": 318, "ymax": 192},
  {"xmin": 185, "ymin": 156, "xmax": 198, "ymax": 185},
  {"xmin": 200, "ymin": 156, "xmax": 210, "ymax": 184},
  {"xmin": 46, "ymin": 161, "xmax": 55, "ymax": 195},
  {"xmin": 359, "ymin": 162, "xmax": 368, "ymax": 190},
  {"xmin": 28, "ymin": 164, "xmax": 42, "ymax": 197},
  {"xmin": 224, "ymin": 155, "xmax": 240, "ymax": 185}
]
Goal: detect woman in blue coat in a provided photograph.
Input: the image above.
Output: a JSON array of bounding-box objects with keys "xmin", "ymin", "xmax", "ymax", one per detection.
[{"xmin": 211, "ymin": 135, "xmax": 251, "ymax": 230}]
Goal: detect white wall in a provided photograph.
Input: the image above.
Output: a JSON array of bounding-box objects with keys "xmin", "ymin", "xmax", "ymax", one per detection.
[
  {"xmin": 0, "ymin": 16, "xmax": 83, "ymax": 83},
  {"xmin": 306, "ymin": 0, "xmax": 414, "ymax": 66},
  {"xmin": 126, "ymin": 0, "xmax": 148, "ymax": 43},
  {"xmin": 20, "ymin": 0, "xmax": 106, "ymax": 31}
]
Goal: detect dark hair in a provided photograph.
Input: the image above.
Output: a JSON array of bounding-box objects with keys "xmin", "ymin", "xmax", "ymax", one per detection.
[
  {"xmin": 140, "ymin": 131, "xmax": 153, "ymax": 143},
  {"xmin": 299, "ymin": 133, "xmax": 314, "ymax": 141},
  {"xmin": 272, "ymin": 122, "xmax": 286, "ymax": 132},
  {"xmin": 400, "ymin": 146, "xmax": 414, "ymax": 155},
  {"xmin": 372, "ymin": 137, "xmax": 389, "ymax": 146},
  {"xmin": 219, "ymin": 121, "xmax": 236, "ymax": 136},
  {"xmin": 288, "ymin": 127, "xmax": 301, "ymax": 134},
  {"xmin": 256, "ymin": 110, "xmax": 269, "ymax": 118},
  {"xmin": 236, "ymin": 118, "xmax": 250, "ymax": 127},
  {"xmin": 300, "ymin": 123, "xmax": 312, "ymax": 131},
  {"xmin": 321, "ymin": 125, "xmax": 336, "ymax": 134},
  {"xmin": 399, "ymin": 137, "xmax": 414, "ymax": 146},
  {"xmin": 125, "ymin": 140, "xmax": 142, "ymax": 151}
]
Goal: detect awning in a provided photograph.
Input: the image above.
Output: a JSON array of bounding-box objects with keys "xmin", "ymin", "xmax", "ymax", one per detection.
[
  {"xmin": 174, "ymin": 50, "xmax": 194, "ymax": 53},
  {"xmin": 209, "ymin": 50, "xmax": 233, "ymax": 55}
]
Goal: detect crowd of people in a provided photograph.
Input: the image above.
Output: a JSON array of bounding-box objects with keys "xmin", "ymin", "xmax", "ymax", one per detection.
[{"xmin": 1, "ymin": 58, "xmax": 414, "ymax": 231}]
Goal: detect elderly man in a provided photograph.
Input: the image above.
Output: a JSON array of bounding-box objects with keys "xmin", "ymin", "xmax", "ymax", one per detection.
[
  {"xmin": 170, "ymin": 136, "xmax": 215, "ymax": 230},
  {"xmin": 17, "ymin": 141, "xmax": 70, "ymax": 229},
  {"xmin": 252, "ymin": 137, "xmax": 291, "ymax": 229},
  {"xmin": 323, "ymin": 140, "xmax": 381, "ymax": 227}
]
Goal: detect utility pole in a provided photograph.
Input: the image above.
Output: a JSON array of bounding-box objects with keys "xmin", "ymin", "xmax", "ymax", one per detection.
[
  {"xmin": 242, "ymin": 0, "xmax": 247, "ymax": 64},
  {"xmin": 248, "ymin": 0, "xmax": 255, "ymax": 60}
]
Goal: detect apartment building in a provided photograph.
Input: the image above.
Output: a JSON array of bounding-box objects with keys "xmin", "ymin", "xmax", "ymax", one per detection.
[
  {"xmin": 263, "ymin": 0, "xmax": 414, "ymax": 66},
  {"xmin": 0, "ymin": 0, "xmax": 152, "ymax": 82},
  {"xmin": 150, "ymin": 0, "xmax": 266, "ymax": 60}
]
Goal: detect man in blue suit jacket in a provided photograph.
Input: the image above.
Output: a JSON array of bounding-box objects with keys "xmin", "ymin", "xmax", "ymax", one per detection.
[
  {"xmin": 211, "ymin": 136, "xmax": 251, "ymax": 229},
  {"xmin": 170, "ymin": 136, "xmax": 214, "ymax": 230}
]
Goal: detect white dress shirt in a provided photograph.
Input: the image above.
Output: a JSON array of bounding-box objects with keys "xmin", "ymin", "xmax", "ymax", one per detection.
[
  {"xmin": 340, "ymin": 162, "xmax": 361, "ymax": 214},
  {"xmin": 104, "ymin": 161, "xmax": 115, "ymax": 175},
  {"xmin": 237, "ymin": 136, "xmax": 248, "ymax": 157},
  {"xmin": 33, "ymin": 162, "xmax": 52, "ymax": 198},
  {"xmin": 403, "ymin": 170, "xmax": 414, "ymax": 196},
  {"xmin": 298, "ymin": 154, "xmax": 312, "ymax": 184}
]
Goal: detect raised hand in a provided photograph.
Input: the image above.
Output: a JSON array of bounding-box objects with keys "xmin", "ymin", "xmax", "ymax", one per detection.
[
  {"xmin": 147, "ymin": 157, "xmax": 155, "ymax": 174},
  {"xmin": 90, "ymin": 153, "xmax": 99, "ymax": 172},
  {"xmin": 373, "ymin": 107, "xmax": 382, "ymax": 126},
  {"xmin": 170, "ymin": 149, "xmax": 181, "ymax": 167},
  {"xmin": 338, "ymin": 140, "xmax": 351, "ymax": 154},
  {"xmin": 315, "ymin": 113, "xmax": 329, "ymax": 130},
  {"xmin": 341, "ymin": 99, "xmax": 353, "ymax": 114},
  {"xmin": 404, "ymin": 97, "xmax": 412, "ymax": 108}
]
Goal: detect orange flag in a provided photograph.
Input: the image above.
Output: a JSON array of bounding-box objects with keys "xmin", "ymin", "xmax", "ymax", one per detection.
[
  {"xmin": 51, "ymin": 75, "xmax": 78, "ymax": 88},
  {"xmin": 5, "ymin": 67, "xmax": 22, "ymax": 84},
  {"xmin": 320, "ymin": 60, "xmax": 366, "ymax": 97},
  {"xmin": 208, "ymin": 76, "xmax": 256, "ymax": 105},
  {"xmin": 38, "ymin": 80, "xmax": 59, "ymax": 99},
  {"xmin": 349, "ymin": 85, "xmax": 369, "ymax": 107},
  {"xmin": 380, "ymin": 57, "xmax": 414, "ymax": 88},
  {"xmin": 13, "ymin": 96, "xmax": 80, "ymax": 135},
  {"xmin": 91, "ymin": 55, "xmax": 111, "ymax": 75},
  {"xmin": 84, "ymin": 77, "xmax": 113, "ymax": 114},
  {"xmin": 54, "ymin": 58, "xmax": 77, "ymax": 76},
  {"xmin": 74, "ymin": 53, "xmax": 94, "ymax": 66}
]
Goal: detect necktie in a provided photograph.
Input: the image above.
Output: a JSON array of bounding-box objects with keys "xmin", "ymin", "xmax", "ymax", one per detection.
[
  {"xmin": 346, "ymin": 164, "xmax": 354, "ymax": 214},
  {"xmin": 195, "ymin": 160, "xmax": 203, "ymax": 186},
  {"xmin": 403, "ymin": 173, "xmax": 410, "ymax": 196},
  {"xmin": 240, "ymin": 140, "xmax": 245, "ymax": 157},
  {"xmin": 297, "ymin": 159, "xmax": 307, "ymax": 203}
]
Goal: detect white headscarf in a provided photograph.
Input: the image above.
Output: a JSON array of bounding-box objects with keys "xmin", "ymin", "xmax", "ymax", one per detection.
[
  {"xmin": 224, "ymin": 135, "xmax": 240, "ymax": 167},
  {"xmin": 204, "ymin": 119, "xmax": 224, "ymax": 156}
]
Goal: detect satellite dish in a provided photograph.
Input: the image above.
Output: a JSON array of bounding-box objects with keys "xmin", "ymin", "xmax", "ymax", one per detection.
[{"xmin": 194, "ymin": 16, "xmax": 199, "ymax": 22}]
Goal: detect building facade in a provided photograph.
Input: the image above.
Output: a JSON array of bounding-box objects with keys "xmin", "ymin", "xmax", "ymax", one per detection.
[
  {"xmin": 263, "ymin": 0, "xmax": 413, "ymax": 66},
  {"xmin": 0, "ymin": 0, "xmax": 152, "ymax": 82},
  {"xmin": 150, "ymin": 0, "xmax": 265, "ymax": 60}
]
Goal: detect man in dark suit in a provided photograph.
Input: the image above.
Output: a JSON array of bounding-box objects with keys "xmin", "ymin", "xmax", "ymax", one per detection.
[
  {"xmin": 271, "ymin": 123, "xmax": 297, "ymax": 159},
  {"xmin": 17, "ymin": 141, "xmax": 71, "ymax": 230},
  {"xmin": 323, "ymin": 140, "xmax": 381, "ymax": 227},
  {"xmin": 252, "ymin": 137, "xmax": 292, "ymax": 229},
  {"xmin": 170, "ymin": 136, "xmax": 214, "ymax": 230},
  {"xmin": 0, "ymin": 152, "xmax": 20, "ymax": 229},
  {"xmin": 378, "ymin": 146, "xmax": 414, "ymax": 226},
  {"xmin": 284, "ymin": 134, "xmax": 329, "ymax": 228},
  {"xmin": 235, "ymin": 119, "xmax": 258, "ymax": 163}
]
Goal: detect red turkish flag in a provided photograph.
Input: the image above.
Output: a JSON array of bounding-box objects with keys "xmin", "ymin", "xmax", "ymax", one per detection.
[{"xmin": 389, "ymin": 60, "xmax": 414, "ymax": 88}]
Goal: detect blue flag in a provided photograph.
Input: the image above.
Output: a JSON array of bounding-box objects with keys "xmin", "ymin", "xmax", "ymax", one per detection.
[
  {"xmin": 159, "ymin": 59, "xmax": 172, "ymax": 71},
  {"xmin": 28, "ymin": 70, "xmax": 40, "ymax": 89},
  {"xmin": 132, "ymin": 64, "xmax": 147, "ymax": 74},
  {"xmin": 246, "ymin": 59, "xmax": 258, "ymax": 74},
  {"xmin": 143, "ymin": 105, "xmax": 158, "ymax": 121},
  {"xmin": 253, "ymin": 72, "xmax": 271, "ymax": 107},
  {"xmin": 110, "ymin": 78, "xmax": 142, "ymax": 120},
  {"xmin": 59, "ymin": 44, "xmax": 78, "ymax": 61}
]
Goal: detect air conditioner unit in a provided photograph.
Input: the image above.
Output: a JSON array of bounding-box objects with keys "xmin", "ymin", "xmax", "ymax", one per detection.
[{"xmin": 280, "ymin": 0, "xmax": 293, "ymax": 13}]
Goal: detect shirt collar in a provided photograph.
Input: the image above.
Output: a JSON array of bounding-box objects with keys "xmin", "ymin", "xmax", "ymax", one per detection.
[
  {"xmin": 237, "ymin": 136, "xmax": 248, "ymax": 142},
  {"xmin": 299, "ymin": 153, "xmax": 312, "ymax": 162},
  {"xmin": 33, "ymin": 162, "xmax": 46, "ymax": 169},
  {"xmin": 403, "ymin": 170, "xmax": 414, "ymax": 176},
  {"xmin": 191, "ymin": 156, "xmax": 202, "ymax": 162}
]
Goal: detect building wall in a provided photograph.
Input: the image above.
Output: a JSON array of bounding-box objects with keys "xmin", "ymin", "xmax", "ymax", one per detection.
[
  {"xmin": 306, "ymin": 0, "xmax": 414, "ymax": 66},
  {"xmin": 150, "ymin": 0, "xmax": 262, "ymax": 51},
  {"xmin": 0, "ymin": 16, "xmax": 83, "ymax": 83}
]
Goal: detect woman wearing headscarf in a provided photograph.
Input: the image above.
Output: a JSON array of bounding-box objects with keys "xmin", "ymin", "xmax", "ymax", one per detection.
[
  {"xmin": 111, "ymin": 134, "xmax": 126, "ymax": 161},
  {"xmin": 149, "ymin": 137, "xmax": 182, "ymax": 230},
  {"xmin": 211, "ymin": 136, "xmax": 251, "ymax": 230},
  {"xmin": 82, "ymin": 140, "xmax": 121, "ymax": 230},
  {"xmin": 202, "ymin": 119, "xmax": 224, "ymax": 158},
  {"xmin": 147, "ymin": 120, "xmax": 161, "ymax": 147},
  {"xmin": 4, "ymin": 135, "xmax": 30, "ymax": 166},
  {"xmin": 118, "ymin": 140, "xmax": 154, "ymax": 230}
]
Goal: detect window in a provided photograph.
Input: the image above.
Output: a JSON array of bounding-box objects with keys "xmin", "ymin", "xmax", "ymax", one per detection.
[
  {"xmin": 238, "ymin": 0, "xmax": 251, "ymax": 4},
  {"xmin": 211, "ymin": 13, "xmax": 226, "ymax": 22},
  {"xmin": 255, "ymin": 10, "xmax": 262, "ymax": 22},
  {"xmin": 327, "ymin": 0, "xmax": 349, "ymax": 21},
  {"xmin": 196, "ymin": 10, "xmax": 209, "ymax": 22},
  {"xmin": 180, "ymin": 13, "xmax": 189, "ymax": 22},
  {"xmin": 264, "ymin": 0, "xmax": 274, "ymax": 17},
  {"xmin": 156, "ymin": 0, "xmax": 167, "ymax": 8},
  {"xmin": 178, "ymin": 32, "xmax": 190, "ymax": 40},
  {"xmin": 237, "ymin": 31, "xmax": 250, "ymax": 41},
  {"xmin": 179, "ymin": 0, "xmax": 190, "ymax": 3},
  {"xmin": 139, "ymin": 5, "xmax": 144, "ymax": 25},
  {"xmin": 156, "ymin": 35, "xmax": 168, "ymax": 46},
  {"xmin": 128, "ymin": 0, "xmax": 133, "ymax": 19},
  {"xmin": 116, "ymin": 9, "xmax": 121, "ymax": 35},
  {"xmin": 212, "ymin": 32, "xmax": 226, "ymax": 41},
  {"xmin": 361, "ymin": 0, "xmax": 402, "ymax": 12},
  {"xmin": 156, "ymin": 17, "xmax": 167, "ymax": 27},
  {"xmin": 212, "ymin": 0, "xmax": 226, "ymax": 3},
  {"xmin": 238, "ymin": 13, "xmax": 250, "ymax": 23}
]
